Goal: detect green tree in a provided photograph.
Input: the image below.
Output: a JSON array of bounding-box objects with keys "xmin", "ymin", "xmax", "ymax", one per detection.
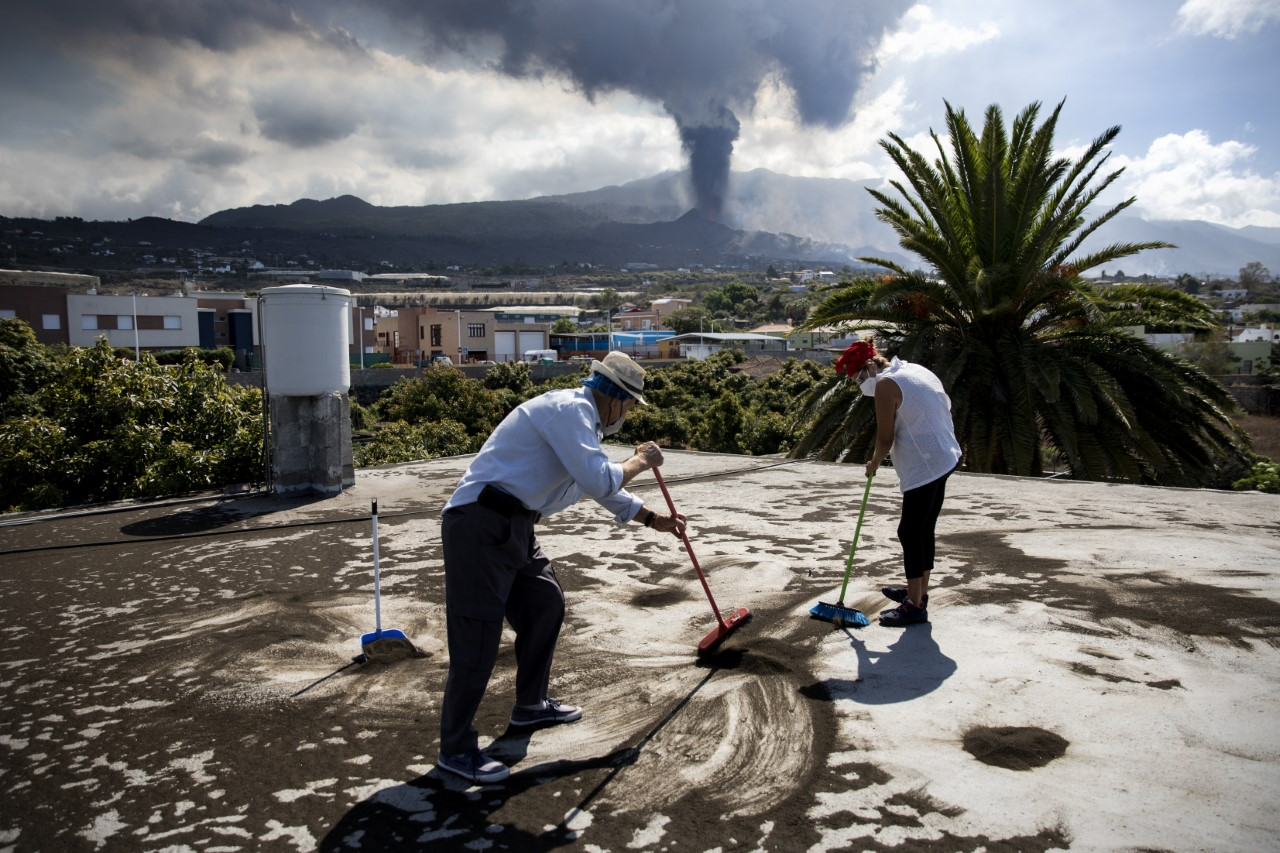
[
  {"xmin": 791, "ymin": 100, "xmax": 1249, "ymax": 487},
  {"xmin": 481, "ymin": 360, "xmax": 534, "ymax": 396},
  {"xmin": 551, "ymin": 317, "xmax": 576, "ymax": 333},
  {"xmin": 375, "ymin": 364, "xmax": 506, "ymax": 444},
  {"xmin": 354, "ymin": 419, "xmax": 473, "ymax": 467},
  {"xmin": 1233, "ymin": 456, "xmax": 1280, "ymax": 494},
  {"xmin": 693, "ymin": 391, "xmax": 748, "ymax": 453},
  {"xmin": 1175, "ymin": 273, "xmax": 1202, "ymax": 295},
  {"xmin": 1175, "ymin": 340, "xmax": 1237, "ymax": 375},
  {"xmin": 0, "ymin": 318, "xmax": 59, "ymax": 419},
  {"xmin": 0, "ymin": 340, "xmax": 263, "ymax": 511},
  {"xmin": 1239, "ymin": 261, "xmax": 1271, "ymax": 290},
  {"xmin": 663, "ymin": 307, "xmax": 722, "ymax": 335},
  {"xmin": 592, "ymin": 287, "xmax": 623, "ymax": 313},
  {"xmin": 704, "ymin": 281, "xmax": 760, "ymax": 316},
  {"xmin": 153, "ymin": 346, "xmax": 236, "ymax": 370}
]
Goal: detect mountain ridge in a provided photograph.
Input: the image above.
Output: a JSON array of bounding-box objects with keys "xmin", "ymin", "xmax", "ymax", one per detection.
[
  {"xmin": 6, "ymin": 169, "xmax": 1277, "ymax": 277},
  {"xmin": 198, "ymin": 168, "xmax": 1279, "ymax": 276}
]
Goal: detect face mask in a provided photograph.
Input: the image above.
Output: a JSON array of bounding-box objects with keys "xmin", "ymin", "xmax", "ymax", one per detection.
[
  {"xmin": 859, "ymin": 376, "xmax": 878, "ymax": 396},
  {"xmin": 600, "ymin": 398, "xmax": 627, "ymax": 436}
]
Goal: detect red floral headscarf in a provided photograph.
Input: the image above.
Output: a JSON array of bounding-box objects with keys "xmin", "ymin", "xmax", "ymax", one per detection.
[{"xmin": 834, "ymin": 340, "xmax": 877, "ymax": 378}]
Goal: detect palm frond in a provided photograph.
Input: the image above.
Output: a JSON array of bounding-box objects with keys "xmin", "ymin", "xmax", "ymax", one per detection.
[{"xmin": 792, "ymin": 99, "xmax": 1243, "ymax": 489}]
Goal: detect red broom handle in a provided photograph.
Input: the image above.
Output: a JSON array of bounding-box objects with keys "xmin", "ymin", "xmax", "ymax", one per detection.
[{"xmin": 653, "ymin": 467, "xmax": 727, "ymax": 627}]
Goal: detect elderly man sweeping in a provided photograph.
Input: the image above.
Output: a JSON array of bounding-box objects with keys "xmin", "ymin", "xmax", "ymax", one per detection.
[{"xmin": 436, "ymin": 352, "xmax": 686, "ymax": 784}]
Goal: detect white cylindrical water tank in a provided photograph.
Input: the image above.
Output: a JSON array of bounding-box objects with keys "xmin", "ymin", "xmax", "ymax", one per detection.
[{"xmin": 260, "ymin": 284, "xmax": 351, "ymax": 396}]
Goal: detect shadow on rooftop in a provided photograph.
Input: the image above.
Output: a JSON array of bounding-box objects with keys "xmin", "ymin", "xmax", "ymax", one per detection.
[
  {"xmin": 318, "ymin": 668, "xmax": 721, "ymax": 851},
  {"xmin": 800, "ymin": 623, "xmax": 957, "ymax": 705},
  {"xmin": 119, "ymin": 492, "xmax": 333, "ymax": 537}
]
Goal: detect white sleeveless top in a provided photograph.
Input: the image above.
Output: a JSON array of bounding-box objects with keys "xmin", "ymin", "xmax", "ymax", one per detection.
[{"xmin": 879, "ymin": 358, "xmax": 962, "ymax": 492}]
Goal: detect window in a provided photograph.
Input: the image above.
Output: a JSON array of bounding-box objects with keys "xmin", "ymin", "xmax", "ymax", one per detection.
[
  {"xmin": 42, "ymin": 314, "xmax": 61, "ymax": 330},
  {"xmin": 82, "ymin": 315, "xmax": 98, "ymax": 330},
  {"xmin": 364, "ymin": 317, "xmax": 374, "ymax": 331},
  {"xmin": 430, "ymin": 325, "xmax": 442, "ymax": 346},
  {"xmin": 163, "ymin": 316, "xmax": 181, "ymax": 330},
  {"xmin": 467, "ymin": 323, "xmax": 485, "ymax": 338},
  {"xmin": 117, "ymin": 315, "xmax": 133, "ymax": 330}
]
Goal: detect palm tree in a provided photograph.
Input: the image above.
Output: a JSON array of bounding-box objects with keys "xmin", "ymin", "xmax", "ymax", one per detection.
[{"xmin": 791, "ymin": 100, "xmax": 1250, "ymax": 487}]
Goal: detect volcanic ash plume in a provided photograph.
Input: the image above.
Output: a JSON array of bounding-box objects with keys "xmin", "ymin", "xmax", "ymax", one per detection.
[
  {"xmin": 388, "ymin": 0, "xmax": 915, "ymax": 221},
  {"xmin": 672, "ymin": 104, "xmax": 740, "ymax": 222}
]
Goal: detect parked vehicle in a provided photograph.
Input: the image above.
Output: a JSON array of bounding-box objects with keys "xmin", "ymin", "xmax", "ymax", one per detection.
[{"xmin": 521, "ymin": 349, "xmax": 558, "ymax": 363}]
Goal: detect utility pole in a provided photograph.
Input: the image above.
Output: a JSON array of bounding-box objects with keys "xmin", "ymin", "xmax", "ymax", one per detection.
[{"xmin": 357, "ymin": 302, "xmax": 365, "ymax": 369}]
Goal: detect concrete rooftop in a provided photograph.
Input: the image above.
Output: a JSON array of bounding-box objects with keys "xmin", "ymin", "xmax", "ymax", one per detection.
[{"xmin": 1, "ymin": 450, "xmax": 1278, "ymax": 852}]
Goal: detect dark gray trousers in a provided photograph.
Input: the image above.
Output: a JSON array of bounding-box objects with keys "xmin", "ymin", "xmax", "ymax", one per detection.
[{"xmin": 439, "ymin": 502, "xmax": 565, "ymax": 755}]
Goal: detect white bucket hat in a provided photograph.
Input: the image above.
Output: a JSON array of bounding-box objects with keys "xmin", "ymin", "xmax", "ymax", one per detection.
[{"xmin": 589, "ymin": 351, "xmax": 648, "ymax": 405}]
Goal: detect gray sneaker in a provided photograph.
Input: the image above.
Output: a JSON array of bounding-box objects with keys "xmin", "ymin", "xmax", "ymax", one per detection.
[
  {"xmin": 509, "ymin": 698, "xmax": 583, "ymax": 727},
  {"xmin": 879, "ymin": 599, "xmax": 929, "ymax": 627},
  {"xmin": 437, "ymin": 749, "xmax": 510, "ymax": 784}
]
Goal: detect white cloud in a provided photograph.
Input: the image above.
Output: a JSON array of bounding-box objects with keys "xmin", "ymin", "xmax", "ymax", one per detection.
[
  {"xmin": 1115, "ymin": 130, "xmax": 1280, "ymax": 227},
  {"xmin": 876, "ymin": 4, "xmax": 1000, "ymax": 62},
  {"xmin": 735, "ymin": 77, "xmax": 910, "ymax": 181},
  {"xmin": 1176, "ymin": 0, "xmax": 1280, "ymax": 38},
  {"xmin": 0, "ymin": 34, "xmax": 681, "ymax": 221}
]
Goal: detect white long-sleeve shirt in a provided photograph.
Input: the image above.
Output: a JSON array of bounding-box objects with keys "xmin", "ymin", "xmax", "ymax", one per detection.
[{"xmin": 442, "ymin": 386, "xmax": 642, "ymax": 523}]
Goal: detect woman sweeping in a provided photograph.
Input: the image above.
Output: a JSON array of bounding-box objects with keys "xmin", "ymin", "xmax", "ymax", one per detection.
[{"xmin": 835, "ymin": 340, "xmax": 962, "ymax": 626}]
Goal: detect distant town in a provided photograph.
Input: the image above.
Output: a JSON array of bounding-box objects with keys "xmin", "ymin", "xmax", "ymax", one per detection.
[{"xmin": 1, "ymin": 212, "xmax": 1277, "ymax": 385}]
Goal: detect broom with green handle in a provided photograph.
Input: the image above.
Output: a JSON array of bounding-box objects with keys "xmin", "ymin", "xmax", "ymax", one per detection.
[{"xmin": 809, "ymin": 475, "xmax": 873, "ymax": 627}]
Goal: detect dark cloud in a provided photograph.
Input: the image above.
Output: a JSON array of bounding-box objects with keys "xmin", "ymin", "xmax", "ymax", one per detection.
[
  {"xmin": 253, "ymin": 95, "xmax": 363, "ymax": 148},
  {"xmin": 350, "ymin": 0, "xmax": 915, "ymax": 221},
  {"xmin": 3, "ymin": 0, "xmax": 913, "ymax": 219},
  {"xmin": 7, "ymin": 0, "xmax": 306, "ymax": 53},
  {"xmin": 187, "ymin": 139, "xmax": 254, "ymax": 171}
]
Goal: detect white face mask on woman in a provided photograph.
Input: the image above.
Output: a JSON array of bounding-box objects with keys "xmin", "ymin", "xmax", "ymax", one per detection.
[{"xmin": 859, "ymin": 375, "xmax": 878, "ymax": 396}]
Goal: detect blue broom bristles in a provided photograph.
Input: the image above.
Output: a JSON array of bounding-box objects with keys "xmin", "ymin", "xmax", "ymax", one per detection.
[{"xmin": 809, "ymin": 600, "xmax": 869, "ymax": 627}]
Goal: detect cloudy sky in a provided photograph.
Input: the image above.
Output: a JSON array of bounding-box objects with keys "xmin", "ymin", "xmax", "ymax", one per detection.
[{"xmin": 2, "ymin": 0, "xmax": 1278, "ymax": 230}]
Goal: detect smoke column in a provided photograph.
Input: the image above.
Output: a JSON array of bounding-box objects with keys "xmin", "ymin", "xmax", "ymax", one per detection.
[{"xmin": 389, "ymin": 0, "xmax": 914, "ymax": 222}]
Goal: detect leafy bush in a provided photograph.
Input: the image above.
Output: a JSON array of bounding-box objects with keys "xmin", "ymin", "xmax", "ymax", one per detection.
[
  {"xmin": 693, "ymin": 391, "xmax": 748, "ymax": 453},
  {"xmin": 354, "ymin": 419, "xmax": 474, "ymax": 467},
  {"xmin": 1233, "ymin": 457, "xmax": 1280, "ymax": 494},
  {"xmin": 482, "ymin": 360, "xmax": 534, "ymax": 395},
  {"xmin": 0, "ymin": 339, "xmax": 263, "ymax": 512},
  {"xmin": 152, "ymin": 347, "xmax": 236, "ymax": 370},
  {"xmin": 350, "ymin": 399, "xmax": 371, "ymax": 430},
  {"xmin": 375, "ymin": 365, "xmax": 507, "ymax": 440},
  {"xmin": 0, "ymin": 318, "xmax": 59, "ymax": 420}
]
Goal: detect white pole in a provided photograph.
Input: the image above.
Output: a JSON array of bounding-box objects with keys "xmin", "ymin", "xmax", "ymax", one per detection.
[
  {"xmin": 132, "ymin": 294, "xmax": 140, "ymax": 360},
  {"xmin": 357, "ymin": 303, "xmax": 365, "ymax": 369},
  {"xmin": 455, "ymin": 309, "xmax": 461, "ymax": 365}
]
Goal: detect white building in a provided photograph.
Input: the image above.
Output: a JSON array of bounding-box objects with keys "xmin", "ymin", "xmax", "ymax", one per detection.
[
  {"xmin": 66, "ymin": 292, "xmax": 202, "ymax": 349},
  {"xmin": 1234, "ymin": 323, "xmax": 1280, "ymax": 344}
]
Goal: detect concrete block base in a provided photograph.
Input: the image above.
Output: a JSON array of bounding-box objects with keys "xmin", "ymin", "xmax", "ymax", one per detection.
[{"xmin": 269, "ymin": 392, "xmax": 355, "ymax": 496}]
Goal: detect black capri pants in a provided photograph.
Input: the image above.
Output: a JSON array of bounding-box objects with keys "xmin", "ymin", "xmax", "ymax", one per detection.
[{"xmin": 896, "ymin": 467, "xmax": 955, "ymax": 579}]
